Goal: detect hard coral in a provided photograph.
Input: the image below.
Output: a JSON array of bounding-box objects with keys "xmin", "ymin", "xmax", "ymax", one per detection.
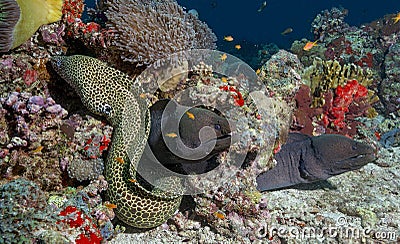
[
  {"xmin": 0, "ymin": 92, "xmax": 68, "ymax": 190},
  {"xmin": 193, "ymin": 168, "xmax": 270, "ymax": 241},
  {"xmin": 311, "ymin": 7, "xmax": 350, "ymax": 41},
  {"xmin": 64, "ymin": 115, "xmax": 113, "ymax": 182},
  {"xmin": 105, "ymin": 0, "xmax": 217, "ymax": 66},
  {"xmin": 379, "ymin": 42, "xmax": 400, "ymax": 116},
  {"xmin": 0, "ymin": 178, "xmax": 60, "ymax": 243},
  {"xmin": 302, "ymin": 57, "xmax": 375, "ymax": 107},
  {"xmin": 62, "ymin": 0, "xmax": 85, "ymax": 22}
]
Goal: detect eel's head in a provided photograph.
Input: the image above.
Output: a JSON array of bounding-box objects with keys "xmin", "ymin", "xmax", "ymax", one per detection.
[
  {"xmin": 51, "ymin": 55, "xmax": 122, "ymax": 122},
  {"xmin": 179, "ymin": 106, "xmax": 231, "ymax": 155},
  {"xmin": 51, "ymin": 56, "xmax": 86, "ymax": 93},
  {"xmin": 311, "ymin": 134, "xmax": 377, "ymax": 177},
  {"xmin": 150, "ymin": 99, "xmax": 232, "ymax": 162}
]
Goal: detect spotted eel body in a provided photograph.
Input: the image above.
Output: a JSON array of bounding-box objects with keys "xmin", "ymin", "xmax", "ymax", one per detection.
[{"xmin": 51, "ymin": 55, "xmax": 182, "ymax": 228}]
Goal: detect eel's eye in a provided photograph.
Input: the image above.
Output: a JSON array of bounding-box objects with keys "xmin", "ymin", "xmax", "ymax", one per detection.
[
  {"xmin": 214, "ymin": 123, "xmax": 221, "ymax": 131},
  {"xmin": 102, "ymin": 103, "xmax": 112, "ymax": 115},
  {"xmin": 352, "ymin": 145, "xmax": 358, "ymax": 151}
]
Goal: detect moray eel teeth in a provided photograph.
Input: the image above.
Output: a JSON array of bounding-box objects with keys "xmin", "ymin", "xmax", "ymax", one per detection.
[{"xmin": 51, "ymin": 55, "xmax": 182, "ymax": 228}]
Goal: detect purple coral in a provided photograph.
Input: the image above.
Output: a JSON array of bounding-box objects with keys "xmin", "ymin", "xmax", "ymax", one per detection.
[{"xmin": 0, "ymin": 92, "xmax": 69, "ymax": 190}]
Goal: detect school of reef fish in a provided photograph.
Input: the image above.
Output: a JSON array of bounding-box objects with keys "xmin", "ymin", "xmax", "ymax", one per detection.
[{"xmin": 0, "ymin": 0, "xmax": 399, "ymax": 243}]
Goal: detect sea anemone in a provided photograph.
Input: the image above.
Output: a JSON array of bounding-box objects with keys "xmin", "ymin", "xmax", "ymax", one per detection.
[{"xmin": 0, "ymin": 0, "xmax": 63, "ymax": 52}]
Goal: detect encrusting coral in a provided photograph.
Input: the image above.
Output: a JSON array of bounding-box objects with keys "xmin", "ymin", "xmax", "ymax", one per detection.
[{"xmin": 104, "ymin": 0, "xmax": 217, "ymax": 66}]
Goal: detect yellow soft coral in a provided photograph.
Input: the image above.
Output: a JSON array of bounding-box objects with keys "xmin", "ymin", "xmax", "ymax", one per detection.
[{"xmin": 0, "ymin": 0, "xmax": 63, "ymax": 52}]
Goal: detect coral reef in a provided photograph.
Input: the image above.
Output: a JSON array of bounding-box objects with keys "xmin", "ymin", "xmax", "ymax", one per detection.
[
  {"xmin": 0, "ymin": 176, "xmax": 115, "ymax": 243},
  {"xmin": 290, "ymin": 38, "xmax": 327, "ymax": 67},
  {"xmin": 321, "ymin": 79, "xmax": 370, "ymax": 131},
  {"xmin": 58, "ymin": 205, "xmax": 103, "ymax": 243},
  {"xmin": 0, "ymin": 92, "xmax": 68, "ymax": 190},
  {"xmin": 292, "ymin": 79, "xmax": 376, "ymax": 137},
  {"xmin": 0, "ymin": 178, "xmax": 60, "ymax": 243},
  {"xmin": 104, "ymin": 0, "xmax": 217, "ymax": 66},
  {"xmin": 61, "ymin": 114, "xmax": 112, "ymax": 182},
  {"xmin": 379, "ymin": 42, "xmax": 400, "ymax": 116},
  {"xmin": 0, "ymin": 0, "xmax": 399, "ymax": 241},
  {"xmin": 292, "ymin": 7, "xmax": 388, "ymax": 73},
  {"xmin": 0, "ymin": 54, "xmax": 48, "ymax": 97},
  {"xmin": 257, "ymin": 50, "xmax": 304, "ymax": 144},
  {"xmin": 311, "ymin": 7, "xmax": 350, "ymax": 41},
  {"xmin": 258, "ymin": 50, "xmax": 304, "ymax": 105},
  {"xmin": 192, "ymin": 166, "xmax": 271, "ymax": 242},
  {"xmin": 62, "ymin": 0, "xmax": 112, "ymax": 51},
  {"xmin": 301, "ymin": 57, "xmax": 375, "ymax": 108}
]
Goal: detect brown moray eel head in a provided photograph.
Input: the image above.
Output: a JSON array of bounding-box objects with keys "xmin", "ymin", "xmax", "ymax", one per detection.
[
  {"xmin": 311, "ymin": 134, "xmax": 377, "ymax": 177},
  {"xmin": 148, "ymin": 99, "xmax": 231, "ymax": 165},
  {"xmin": 179, "ymin": 106, "xmax": 231, "ymax": 151}
]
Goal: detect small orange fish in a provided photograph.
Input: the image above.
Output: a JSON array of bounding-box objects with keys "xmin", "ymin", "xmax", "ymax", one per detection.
[
  {"xmin": 221, "ymin": 77, "xmax": 228, "ymax": 83},
  {"xmin": 220, "ymin": 53, "xmax": 227, "ymax": 61},
  {"xmin": 139, "ymin": 93, "xmax": 147, "ymax": 99},
  {"xmin": 256, "ymin": 69, "xmax": 261, "ymax": 75},
  {"xmin": 105, "ymin": 203, "xmax": 117, "ymax": 209},
  {"xmin": 374, "ymin": 131, "xmax": 381, "ymax": 141},
  {"xmin": 234, "ymin": 44, "xmax": 241, "ymax": 50},
  {"xmin": 223, "ymin": 36, "xmax": 234, "ymax": 42},
  {"xmin": 166, "ymin": 132, "xmax": 178, "ymax": 138},
  {"xmin": 186, "ymin": 111, "xmax": 195, "ymax": 120},
  {"xmin": 303, "ymin": 40, "xmax": 318, "ymax": 51},
  {"xmin": 115, "ymin": 157, "xmax": 124, "ymax": 164},
  {"xmin": 393, "ymin": 13, "xmax": 400, "ymax": 24},
  {"xmin": 32, "ymin": 146, "xmax": 44, "ymax": 153},
  {"xmin": 214, "ymin": 211, "xmax": 225, "ymax": 219},
  {"xmin": 128, "ymin": 179, "xmax": 137, "ymax": 183}
]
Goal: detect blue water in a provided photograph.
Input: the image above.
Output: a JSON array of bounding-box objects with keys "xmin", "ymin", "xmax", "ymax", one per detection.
[
  {"xmin": 176, "ymin": 0, "xmax": 399, "ymax": 49},
  {"xmin": 86, "ymin": 0, "xmax": 398, "ymax": 48},
  {"xmin": 84, "ymin": 0, "xmax": 398, "ymax": 67}
]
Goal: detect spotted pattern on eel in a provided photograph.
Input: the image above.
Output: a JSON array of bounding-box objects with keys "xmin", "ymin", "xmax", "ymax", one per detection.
[{"xmin": 51, "ymin": 55, "xmax": 182, "ymax": 228}]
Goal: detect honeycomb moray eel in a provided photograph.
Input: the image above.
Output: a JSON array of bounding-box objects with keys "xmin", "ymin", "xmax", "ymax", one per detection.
[
  {"xmin": 51, "ymin": 55, "xmax": 183, "ymax": 228},
  {"xmin": 256, "ymin": 133, "xmax": 377, "ymax": 191}
]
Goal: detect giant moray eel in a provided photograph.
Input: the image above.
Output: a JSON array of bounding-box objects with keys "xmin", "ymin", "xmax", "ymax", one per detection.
[
  {"xmin": 147, "ymin": 99, "xmax": 231, "ymax": 166},
  {"xmin": 51, "ymin": 55, "xmax": 183, "ymax": 228},
  {"xmin": 256, "ymin": 133, "xmax": 377, "ymax": 191}
]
